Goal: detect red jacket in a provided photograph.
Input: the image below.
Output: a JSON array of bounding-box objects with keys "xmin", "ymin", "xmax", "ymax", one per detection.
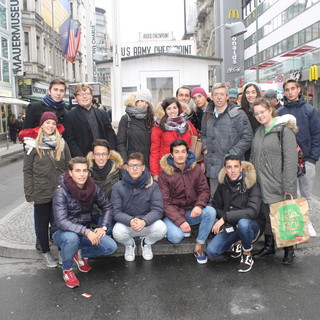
[
  {"xmin": 158, "ymin": 153, "xmax": 210, "ymax": 226},
  {"xmin": 149, "ymin": 121, "xmax": 198, "ymax": 175}
]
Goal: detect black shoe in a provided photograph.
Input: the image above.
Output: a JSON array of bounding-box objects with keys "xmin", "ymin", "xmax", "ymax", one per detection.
[
  {"xmin": 238, "ymin": 253, "xmax": 254, "ymax": 273},
  {"xmin": 253, "ymin": 235, "xmax": 275, "ymax": 259},
  {"xmin": 282, "ymin": 246, "xmax": 295, "ymax": 265},
  {"xmin": 230, "ymin": 242, "xmax": 242, "ymax": 259},
  {"xmin": 35, "ymin": 238, "xmax": 42, "ymax": 251}
]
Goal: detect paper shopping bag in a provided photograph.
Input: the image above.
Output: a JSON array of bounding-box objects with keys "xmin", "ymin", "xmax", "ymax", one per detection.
[{"xmin": 269, "ymin": 197, "xmax": 310, "ymax": 248}]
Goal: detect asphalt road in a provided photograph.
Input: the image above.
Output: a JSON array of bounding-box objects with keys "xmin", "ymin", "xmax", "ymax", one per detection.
[
  {"xmin": 0, "ymin": 159, "xmax": 24, "ymax": 220},
  {"xmin": 1, "ymin": 248, "xmax": 320, "ymax": 320}
]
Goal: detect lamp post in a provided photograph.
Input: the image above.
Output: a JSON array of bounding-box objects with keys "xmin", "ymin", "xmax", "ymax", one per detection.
[
  {"xmin": 51, "ymin": 0, "xmax": 56, "ymax": 78},
  {"xmin": 111, "ymin": 0, "xmax": 122, "ymax": 125},
  {"xmin": 206, "ymin": 22, "xmax": 247, "ymax": 56}
]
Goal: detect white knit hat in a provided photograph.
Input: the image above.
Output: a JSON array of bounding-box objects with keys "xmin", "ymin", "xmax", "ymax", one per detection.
[{"xmin": 135, "ymin": 89, "xmax": 152, "ymax": 104}]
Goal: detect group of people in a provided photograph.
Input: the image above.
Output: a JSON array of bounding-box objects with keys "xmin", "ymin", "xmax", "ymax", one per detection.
[{"xmin": 19, "ymin": 77, "xmax": 320, "ymax": 289}]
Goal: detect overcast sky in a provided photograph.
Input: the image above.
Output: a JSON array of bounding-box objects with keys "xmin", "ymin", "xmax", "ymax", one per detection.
[{"xmin": 95, "ymin": 0, "xmax": 185, "ymax": 42}]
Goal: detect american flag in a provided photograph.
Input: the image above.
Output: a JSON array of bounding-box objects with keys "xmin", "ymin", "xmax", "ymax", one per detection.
[{"xmin": 65, "ymin": 20, "xmax": 81, "ymax": 63}]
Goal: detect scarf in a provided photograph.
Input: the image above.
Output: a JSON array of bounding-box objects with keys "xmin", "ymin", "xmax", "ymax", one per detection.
[
  {"xmin": 224, "ymin": 170, "xmax": 247, "ymax": 194},
  {"xmin": 164, "ymin": 114, "xmax": 188, "ymax": 134},
  {"xmin": 92, "ymin": 160, "xmax": 113, "ymax": 181},
  {"xmin": 122, "ymin": 168, "xmax": 151, "ymax": 190},
  {"xmin": 41, "ymin": 135, "xmax": 57, "ymax": 150},
  {"xmin": 63, "ymin": 171, "xmax": 96, "ymax": 206},
  {"xmin": 126, "ymin": 106, "xmax": 148, "ymax": 119},
  {"xmin": 42, "ymin": 94, "xmax": 66, "ymax": 110}
]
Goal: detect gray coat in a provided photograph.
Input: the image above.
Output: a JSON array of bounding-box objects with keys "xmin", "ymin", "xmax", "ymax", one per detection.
[
  {"xmin": 250, "ymin": 119, "xmax": 298, "ymax": 204},
  {"xmin": 201, "ymin": 102, "xmax": 253, "ymax": 179}
]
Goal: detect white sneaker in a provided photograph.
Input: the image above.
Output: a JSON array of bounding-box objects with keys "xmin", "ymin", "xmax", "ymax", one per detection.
[
  {"xmin": 141, "ymin": 238, "xmax": 153, "ymax": 260},
  {"xmin": 124, "ymin": 242, "xmax": 136, "ymax": 262},
  {"xmin": 183, "ymin": 232, "xmax": 191, "ymax": 238},
  {"xmin": 308, "ymin": 221, "xmax": 317, "ymax": 237},
  {"xmin": 42, "ymin": 252, "xmax": 58, "ymax": 268}
]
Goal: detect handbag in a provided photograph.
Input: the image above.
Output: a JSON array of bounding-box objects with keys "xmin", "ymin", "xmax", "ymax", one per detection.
[
  {"xmin": 269, "ymin": 196, "xmax": 310, "ymax": 248},
  {"xmin": 189, "ymin": 126, "xmax": 203, "ymax": 161}
]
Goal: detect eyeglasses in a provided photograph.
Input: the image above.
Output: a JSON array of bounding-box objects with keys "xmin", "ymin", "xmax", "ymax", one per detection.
[
  {"xmin": 253, "ymin": 109, "xmax": 267, "ymax": 117},
  {"xmin": 127, "ymin": 163, "xmax": 143, "ymax": 169},
  {"xmin": 77, "ymin": 92, "xmax": 92, "ymax": 97},
  {"xmin": 93, "ymin": 153, "xmax": 109, "ymax": 157}
]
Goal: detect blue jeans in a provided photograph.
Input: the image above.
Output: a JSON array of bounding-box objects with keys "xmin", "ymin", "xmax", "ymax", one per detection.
[
  {"xmin": 53, "ymin": 230, "xmax": 117, "ymax": 270},
  {"xmin": 164, "ymin": 206, "xmax": 216, "ymax": 245},
  {"xmin": 206, "ymin": 218, "xmax": 260, "ymax": 259}
]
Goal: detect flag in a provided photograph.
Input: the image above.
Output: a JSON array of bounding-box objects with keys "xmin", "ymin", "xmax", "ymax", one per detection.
[
  {"xmin": 59, "ymin": 16, "xmax": 71, "ymax": 55},
  {"xmin": 65, "ymin": 20, "xmax": 81, "ymax": 63}
]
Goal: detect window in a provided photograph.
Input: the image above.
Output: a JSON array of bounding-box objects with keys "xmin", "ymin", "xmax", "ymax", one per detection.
[
  {"xmin": 0, "ymin": 36, "xmax": 9, "ymax": 82},
  {"xmin": 24, "ymin": 32, "xmax": 29, "ymax": 62},
  {"xmin": 0, "ymin": 1, "xmax": 7, "ymax": 29}
]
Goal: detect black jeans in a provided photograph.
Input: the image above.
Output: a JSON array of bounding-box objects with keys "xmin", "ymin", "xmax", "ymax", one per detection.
[{"xmin": 34, "ymin": 202, "xmax": 52, "ymax": 253}]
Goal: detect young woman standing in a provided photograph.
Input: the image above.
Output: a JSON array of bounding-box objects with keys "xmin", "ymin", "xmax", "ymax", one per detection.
[
  {"xmin": 117, "ymin": 89, "xmax": 154, "ymax": 169},
  {"xmin": 250, "ymin": 98, "xmax": 298, "ymax": 265},
  {"xmin": 150, "ymin": 97, "xmax": 198, "ymax": 180},
  {"xmin": 21, "ymin": 112, "xmax": 71, "ymax": 267}
]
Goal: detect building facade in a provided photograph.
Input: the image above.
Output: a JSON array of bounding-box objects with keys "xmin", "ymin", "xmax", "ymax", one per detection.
[
  {"xmin": 242, "ymin": 0, "xmax": 320, "ymax": 108},
  {"xmin": 0, "ymin": 0, "xmax": 96, "ymax": 137}
]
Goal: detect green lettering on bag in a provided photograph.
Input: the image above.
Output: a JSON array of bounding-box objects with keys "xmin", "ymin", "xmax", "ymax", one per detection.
[{"xmin": 278, "ymin": 204, "xmax": 304, "ymax": 240}]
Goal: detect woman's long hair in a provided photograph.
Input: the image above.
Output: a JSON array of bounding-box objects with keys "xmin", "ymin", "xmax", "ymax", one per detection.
[
  {"xmin": 241, "ymin": 83, "xmax": 262, "ymax": 116},
  {"xmin": 159, "ymin": 97, "xmax": 183, "ymax": 131},
  {"xmin": 145, "ymin": 105, "xmax": 154, "ymax": 133},
  {"xmin": 35, "ymin": 127, "xmax": 64, "ymax": 161}
]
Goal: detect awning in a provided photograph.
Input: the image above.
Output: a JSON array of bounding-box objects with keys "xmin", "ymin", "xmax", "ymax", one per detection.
[{"xmin": 0, "ymin": 97, "xmax": 29, "ymax": 106}]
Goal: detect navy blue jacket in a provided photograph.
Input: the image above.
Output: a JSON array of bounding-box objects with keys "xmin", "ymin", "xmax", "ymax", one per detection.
[
  {"xmin": 278, "ymin": 94, "xmax": 320, "ymax": 163},
  {"xmin": 52, "ymin": 174, "xmax": 113, "ymax": 236},
  {"xmin": 111, "ymin": 179, "xmax": 163, "ymax": 226}
]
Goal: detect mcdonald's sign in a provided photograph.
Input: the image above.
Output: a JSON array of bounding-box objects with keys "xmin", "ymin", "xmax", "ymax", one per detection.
[
  {"xmin": 309, "ymin": 65, "xmax": 319, "ymax": 81},
  {"xmin": 228, "ymin": 9, "xmax": 240, "ymax": 19}
]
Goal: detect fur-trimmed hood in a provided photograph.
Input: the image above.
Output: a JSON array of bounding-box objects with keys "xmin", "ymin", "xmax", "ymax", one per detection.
[
  {"xmin": 275, "ymin": 114, "xmax": 299, "ymax": 134},
  {"xmin": 154, "ymin": 101, "xmax": 192, "ymax": 120},
  {"xmin": 217, "ymin": 161, "xmax": 257, "ymax": 190},
  {"xmin": 159, "ymin": 151, "xmax": 197, "ymax": 176},
  {"xmin": 87, "ymin": 150, "xmax": 123, "ymax": 169}
]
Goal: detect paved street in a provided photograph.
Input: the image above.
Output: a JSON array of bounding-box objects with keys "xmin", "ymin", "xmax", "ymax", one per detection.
[{"xmin": 1, "ymin": 248, "xmax": 320, "ymax": 320}]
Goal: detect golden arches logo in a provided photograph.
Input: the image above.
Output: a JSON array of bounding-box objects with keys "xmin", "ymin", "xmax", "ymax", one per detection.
[
  {"xmin": 309, "ymin": 65, "xmax": 319, "ymax": 82},
  {"xmin": 228, "ymin": 9, "xmax": 240, "ymax": 19}
]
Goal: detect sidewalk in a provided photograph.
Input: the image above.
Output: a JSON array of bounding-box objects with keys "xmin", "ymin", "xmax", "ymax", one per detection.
[
  {"xmin": 0, "ymin": 199, "xmax": 320, "ymax": 260},
  {"xmin": 0, "ymin": 139, "xmax": 24, "ymax": 168}
]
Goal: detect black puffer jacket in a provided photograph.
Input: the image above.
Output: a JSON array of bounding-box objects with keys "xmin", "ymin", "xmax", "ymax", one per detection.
[
  {"xmin": 52, "ymin": 174, "xmax": 113, "ymax": 236},
  {"xmin": 213, "ymin": 161, "xmax": 263, "ymax": 228}
]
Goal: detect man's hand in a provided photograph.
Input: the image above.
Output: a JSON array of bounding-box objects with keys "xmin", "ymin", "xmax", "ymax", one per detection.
[
  {"xmin": 94, "ymin": 227, "xmax": 106, "ymax": 239},
  {"xmin": 212, "ymin": 218, "xmax": 225, "ymax": 235},
  {"xmin": 190, "ymin": 206, "xmax": 202, "ymax": 218},
  {"xmin": 200, "ymin": 162, "xmax": 206, "ymax": 173},
  {"xmin": 180, "ymin": 221, "xmax": 191, "ymax": 233},
  {"xmin": 130, "ymin": 218, "xmax": 146, "ymax": 232},
  {"xmin": 86, "ymin": 230, "xmax": 100, "ymax": 246}
]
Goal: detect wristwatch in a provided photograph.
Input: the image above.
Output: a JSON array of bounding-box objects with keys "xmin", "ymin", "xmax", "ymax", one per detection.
[{"xmin": 102, "ymin": 226, "xmax": 107, "ymax": 232}]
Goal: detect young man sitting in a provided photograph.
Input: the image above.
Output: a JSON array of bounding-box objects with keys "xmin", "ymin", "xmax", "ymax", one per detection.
[
  {"xmin": 52, "ymin": 157, "xmax": 117, "ymax": 288},
  {"xmin": 158, "ymin": 139, "xmax": 216, "ymax": 264},
  {"xmin": 206, "ymin": 154, "xmax": 262, "ymax": 273},
  {"xmin": 111, "ymin": 152, "xmax": 167, "ymax": 261}
]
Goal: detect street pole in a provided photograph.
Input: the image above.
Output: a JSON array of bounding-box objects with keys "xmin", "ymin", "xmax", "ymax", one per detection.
[
  {"xmin": 51, "ymin": 0, "xmax": 56, "ymax": 78},
  {"xmin": 111, "ymin": 0, "xmax": 122, "ymax": 125},
  {"xmin": 255, "ymin": 8, "xmax": 259, "ymax": 83}
]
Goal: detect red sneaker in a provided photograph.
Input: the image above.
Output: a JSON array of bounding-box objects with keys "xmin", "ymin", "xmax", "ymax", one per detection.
[
  {"xmin": 63, "ymin": 269, "xmax": 80, "ymax": 288},
  {"xmin": 73, "ymin": 251, "xmax": 92, "ymax": 273}
]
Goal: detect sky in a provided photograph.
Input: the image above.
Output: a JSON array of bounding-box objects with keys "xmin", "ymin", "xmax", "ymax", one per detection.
[{"xmin": 95, "ymin": 0, "xmax": 185, "ymax": 43}]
